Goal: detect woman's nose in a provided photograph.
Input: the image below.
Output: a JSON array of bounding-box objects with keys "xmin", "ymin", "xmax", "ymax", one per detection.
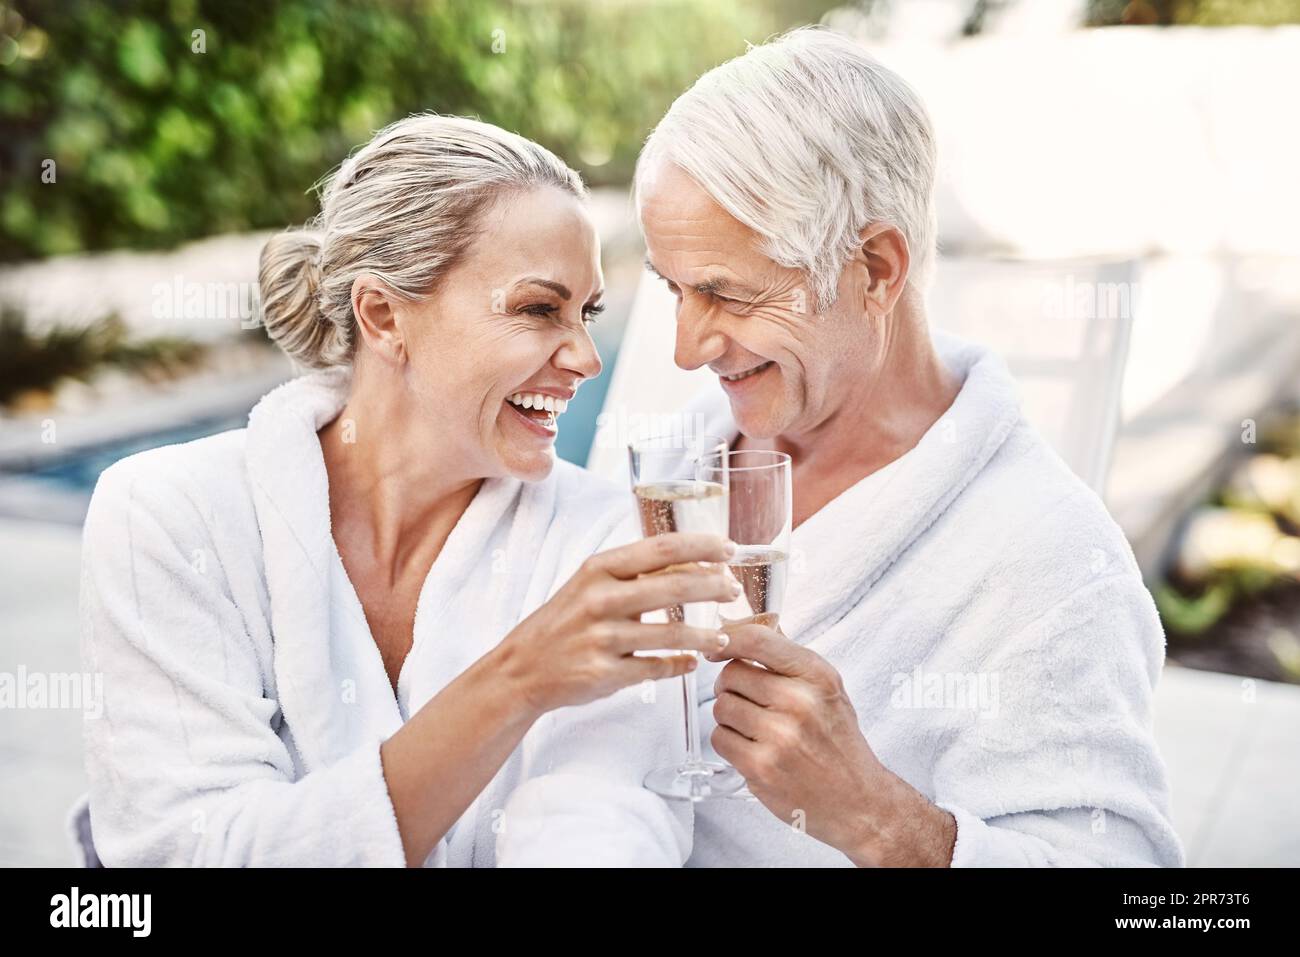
[{"xmin": 557, "ymin": 326, "xmax": 603, "ymax": 382}]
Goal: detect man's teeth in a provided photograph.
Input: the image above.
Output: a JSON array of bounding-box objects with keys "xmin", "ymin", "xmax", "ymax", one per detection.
[
  {"xmin": 507, "ymin": 392, "xmax": 568, "ymax": 414},
  {"xmin": 722, "ymin": 362, "xmax": 772, "ymax": 382}
]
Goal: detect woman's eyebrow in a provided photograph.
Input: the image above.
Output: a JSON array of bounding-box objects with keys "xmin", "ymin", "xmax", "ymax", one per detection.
[{"xmin": 517, "ymin": 277, "xmax": 571, "ymax": 300}]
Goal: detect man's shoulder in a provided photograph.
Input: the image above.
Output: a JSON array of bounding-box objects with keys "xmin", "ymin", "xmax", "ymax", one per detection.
[
  {"xmin": 921, "ymin": 419, "xmax": 1164, "ymax": 677},
  {"xmin": 949, "ymin": 418, "xmax": 1148, "ymax": 605}
]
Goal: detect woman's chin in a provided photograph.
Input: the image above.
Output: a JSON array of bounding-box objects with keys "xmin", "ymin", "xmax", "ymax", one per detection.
[
  {"xmin": 498, "ymin": 445, "xmax": 557, "ymax": 483},
  {"xmin": 495, "ymin": 403, "xmax": 562, "ymax": 481}
]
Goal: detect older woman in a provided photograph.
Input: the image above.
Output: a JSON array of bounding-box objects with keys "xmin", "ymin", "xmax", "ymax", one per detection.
[{"xmin": 76, "ymin": 115, "xmax": 737, "ymax": 867}]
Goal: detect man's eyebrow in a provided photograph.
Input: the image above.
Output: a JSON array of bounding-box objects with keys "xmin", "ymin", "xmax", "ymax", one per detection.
[
  {"xmin": 517, "ymin": 277, "xmax": 571, "ymax": 300},
  {"xmin": 644, "ymin": 261, "xmax": 751, "ymax": 298}
]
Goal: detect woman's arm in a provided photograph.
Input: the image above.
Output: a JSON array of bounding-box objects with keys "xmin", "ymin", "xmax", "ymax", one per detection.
[
  {"xmin": 83, "ymin": 459, "xmax": 733, "ymax": 867},
  {"xmin": 82, "ymin": 459, "xmax": 408, "ymax": 866},
  {"xmin": 491, "ymin": 517, "xmax": 701, "ymax": 867},
  {"xmin": 378, "ymin": 643, "xmax": 539, "ymax": 867}
]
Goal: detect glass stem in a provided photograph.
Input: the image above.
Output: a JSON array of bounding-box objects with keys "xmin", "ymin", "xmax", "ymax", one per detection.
[{"xmin": 681, "ymin": 659, "xmax": 703, "ymax": 766}]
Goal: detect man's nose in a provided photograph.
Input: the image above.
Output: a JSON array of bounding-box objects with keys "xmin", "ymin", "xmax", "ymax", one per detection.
[{"xmin": 673, "ymin": 296, "xmax": 726, "ymax": 372}]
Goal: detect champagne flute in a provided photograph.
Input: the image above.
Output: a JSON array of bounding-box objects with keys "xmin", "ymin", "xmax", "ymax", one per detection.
[
  {"xmin": 697, "ymin": 448, "xmax": 792, "ymax": 801},
  {"xmin": 698, "ymin": 450, "xmax": 793, "ymax": 631},
  {"xmin": 629, "ymin": 431, "xmax": 745, "ymax": 800}
]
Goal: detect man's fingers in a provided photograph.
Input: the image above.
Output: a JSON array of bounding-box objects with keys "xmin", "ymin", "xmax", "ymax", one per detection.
[
  {"xmin": 709, "ymin": 622, "xmax": 813, "ymax": 676},
  {"xmin": 713, "ymin": 659, "xmax": 781, "ymax": 707},
  {"xmin": 616, "ymin": 622, "xmax": 731, "ymax": 655},
  {"xmin": 594, "ymin": 532, "xmax": 735, "ymax": 579},
  {"xmin": 710, "ymin": 723, "xmax": 753, "ymax": 767},
  {"xmin": 713, "ymin": 690, "xmax": 765, "ymax": 741}
]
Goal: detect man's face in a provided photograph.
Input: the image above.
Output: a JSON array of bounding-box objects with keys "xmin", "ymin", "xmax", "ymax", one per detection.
[{"xmin": 638, "ymin": 160, "xmax": 869, "ymax": 440}]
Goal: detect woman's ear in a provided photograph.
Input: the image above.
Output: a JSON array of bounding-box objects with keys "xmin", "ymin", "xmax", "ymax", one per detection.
[
  {"xmin": 855, "ymin": 223, "xmax": 911, "ymax": 318},
  {"xmin": 350, "ymin": 275, "xmax": 407, "ymax": 365}
]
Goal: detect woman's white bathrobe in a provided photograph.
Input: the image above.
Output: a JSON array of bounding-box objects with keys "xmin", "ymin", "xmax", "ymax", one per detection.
[
  {"xmin": 77, "ymin": 369, "xmax": 690, "ymax": 867},
  {"xmin": 688, "ymin": 331, "xmax": 1185, "ymax": 868}
]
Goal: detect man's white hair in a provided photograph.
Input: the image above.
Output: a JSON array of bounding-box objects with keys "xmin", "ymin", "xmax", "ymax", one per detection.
[{"xmin": 637, "ymin": 27, "xmax": 937, "ymax": 310}]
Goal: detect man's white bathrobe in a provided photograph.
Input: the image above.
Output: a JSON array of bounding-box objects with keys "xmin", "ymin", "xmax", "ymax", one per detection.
[
  {"xmin": 688, "ymin": 331, "xmax": 1185, "ymax": 867},
  {"xmin": 77, "ymin": 369, "xmax": 690, "ymax": 867}
]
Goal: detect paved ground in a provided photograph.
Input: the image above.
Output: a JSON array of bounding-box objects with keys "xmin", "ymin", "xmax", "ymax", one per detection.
[
  {"xmin": 0, "ymin": 519, "xmax": 87, "ymax": 866},
  {"xmin": 1, "ymin": 516, "xmax": 1296, "ymax": 867}
]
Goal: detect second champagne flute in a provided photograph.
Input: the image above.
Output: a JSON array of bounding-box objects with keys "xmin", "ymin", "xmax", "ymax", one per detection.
[
  {"xmin": 629, "ymin": 432, "xmax": 745, "ymax": 800},
  {"xmin": 698, "ymin": 449, "xmax": 793, "ymax": 630},
  {"xmin": 698, "ymin": 448, "xmax": 792, "ymax": 803}
]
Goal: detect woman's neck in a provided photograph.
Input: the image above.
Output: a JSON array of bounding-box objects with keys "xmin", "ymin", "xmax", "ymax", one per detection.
[{"xmin": 319, "ymin": 364, "xmax": 482, "ymax": 577}]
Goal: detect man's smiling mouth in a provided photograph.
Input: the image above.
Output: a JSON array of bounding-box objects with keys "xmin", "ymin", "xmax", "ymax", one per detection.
[{"xmin": 720, "ymin": 361, "xmax": 774, "ymax": 383}]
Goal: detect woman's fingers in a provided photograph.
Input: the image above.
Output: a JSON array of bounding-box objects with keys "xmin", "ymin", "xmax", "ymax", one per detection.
[
  {"xmin": 621, "ymin": 653, "xmax": 699, "ymax": 683},
  {"xmin": 613, "ymin": 622, "xmax": 731, "ymax": 655},
  {"xmin": 610, "ymin": 566, "xmax": 740, "ymax": 617},
  {"xmin": 592, "ymin": 532, "xmax": 735, "ymax": 579}
]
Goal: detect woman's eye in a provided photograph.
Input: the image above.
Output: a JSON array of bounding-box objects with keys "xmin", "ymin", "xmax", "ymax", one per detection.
[
  {"xmin": 582, "ymin": 303, "xmax": 605, "ymax": 324},
  {"xmin": 520, "ymin": 303, "xmax": 557, "ymax": 317}
]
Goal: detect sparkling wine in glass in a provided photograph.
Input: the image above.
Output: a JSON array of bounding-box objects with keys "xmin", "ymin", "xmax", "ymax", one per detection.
[
  {"xmin": 697, "ymin": 448, "xmax": 792, "ymax": 801},
  {"xmin": 629, "ymin": 432, "xmax": 744, "ymax": 801},
  {"xmin": 698, "ymin": 449, "xmax": 793, "ymax": 631}
]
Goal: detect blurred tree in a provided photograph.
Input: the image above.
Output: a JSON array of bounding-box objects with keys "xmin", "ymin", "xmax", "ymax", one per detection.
[
  {"xmin": 1087, "ymin": 0, "xmax": 1300, "ymax": 25},
  {"xmin": 0, "ymin": 0, "xmax": 835, "ymax": 261}
]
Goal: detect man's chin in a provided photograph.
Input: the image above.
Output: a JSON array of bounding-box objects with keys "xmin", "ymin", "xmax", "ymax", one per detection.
[{"xmin": 728, "ymin": 402, "xmax": 788, "ymax": 441}]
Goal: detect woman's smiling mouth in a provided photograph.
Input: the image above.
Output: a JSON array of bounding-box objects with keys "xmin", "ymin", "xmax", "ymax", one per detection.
[{"xmin": 505, "ymin": 391, "xmax": 569, "ymax": 438}]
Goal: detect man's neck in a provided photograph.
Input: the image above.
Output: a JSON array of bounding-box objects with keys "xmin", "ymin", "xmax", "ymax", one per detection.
[{"xmin": 739, "ymin": 301, "xmax": 962, "ymax": 528}]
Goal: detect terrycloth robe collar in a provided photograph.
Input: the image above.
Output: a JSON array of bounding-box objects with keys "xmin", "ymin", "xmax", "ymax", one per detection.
[
  {"xmin": 694, "ymin": 330, "xmax": 1024, "ymax": 644},
  {"xmin": 242, "ymin": 369, "xmax": 545, "ymax": 776}
]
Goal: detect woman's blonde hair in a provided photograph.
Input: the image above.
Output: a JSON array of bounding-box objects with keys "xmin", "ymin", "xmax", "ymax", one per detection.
[{"xmin": 257, "ymin": 114, "xmax": 586, "ymax": 368}]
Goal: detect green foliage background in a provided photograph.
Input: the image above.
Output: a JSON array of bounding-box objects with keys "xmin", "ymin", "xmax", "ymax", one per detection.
[
  {"xmin": 4, "ymin": 0, "xmax": 1297, "ymax": 262},
  {"xmin": 0, "ymin": 0, "xmax": 832, "ymax": 261}
]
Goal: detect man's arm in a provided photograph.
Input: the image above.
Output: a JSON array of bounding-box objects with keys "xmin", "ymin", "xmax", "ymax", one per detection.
[{"xmin": 707, "ymin": 586, "xmax": 1184, "ymax": 869}]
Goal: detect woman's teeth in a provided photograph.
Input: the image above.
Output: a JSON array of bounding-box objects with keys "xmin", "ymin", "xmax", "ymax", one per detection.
[
  {"xmin": 722, "ymin": 361, "xmax": 773, "ymax": 382},
  {"xmin": 507, "ymin": 393, "xmax": 568, "ymax": 414}
]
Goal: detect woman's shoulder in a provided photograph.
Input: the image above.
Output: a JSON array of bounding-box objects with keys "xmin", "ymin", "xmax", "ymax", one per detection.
[
  {"xmin": 548, "ymin": 456, "xmax": 630, "ymax": 515},
  {"xmin": 544, "ymin": 457, "xmax": 638, "ymax": 551},
  {"xmin": 86, "ymin": 427, "xmax": 254, "ymax": 536}
]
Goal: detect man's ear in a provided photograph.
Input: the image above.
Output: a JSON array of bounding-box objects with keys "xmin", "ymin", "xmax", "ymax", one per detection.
[
  {"xmin": 854, "ymin": 223, "xmax": 910, "ymax": 317},
  {"xmin": 351, "ymin": 275, "xmax": 407, "ymax": 365}
]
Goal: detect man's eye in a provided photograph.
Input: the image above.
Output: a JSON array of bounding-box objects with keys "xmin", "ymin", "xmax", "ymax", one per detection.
[{"xmin": 665, "ymin": 281, "xmax": 682, "ymax": 297}]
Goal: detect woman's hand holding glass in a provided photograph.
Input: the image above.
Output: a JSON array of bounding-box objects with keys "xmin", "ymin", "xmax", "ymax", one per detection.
[{"xmin": 496, "ymin": 532, "xmax": 738, "ymax": 715}]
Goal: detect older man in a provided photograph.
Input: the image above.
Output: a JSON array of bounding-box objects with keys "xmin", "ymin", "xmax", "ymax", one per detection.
[{"xmin": 635, "ymin": 27, "xmax": 1183, "ymax": 867}]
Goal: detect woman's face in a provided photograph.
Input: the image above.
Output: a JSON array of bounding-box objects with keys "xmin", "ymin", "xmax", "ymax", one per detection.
[{"xmin": 395, "ymin": 186, "xmax": 604, "ymax": 482}]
